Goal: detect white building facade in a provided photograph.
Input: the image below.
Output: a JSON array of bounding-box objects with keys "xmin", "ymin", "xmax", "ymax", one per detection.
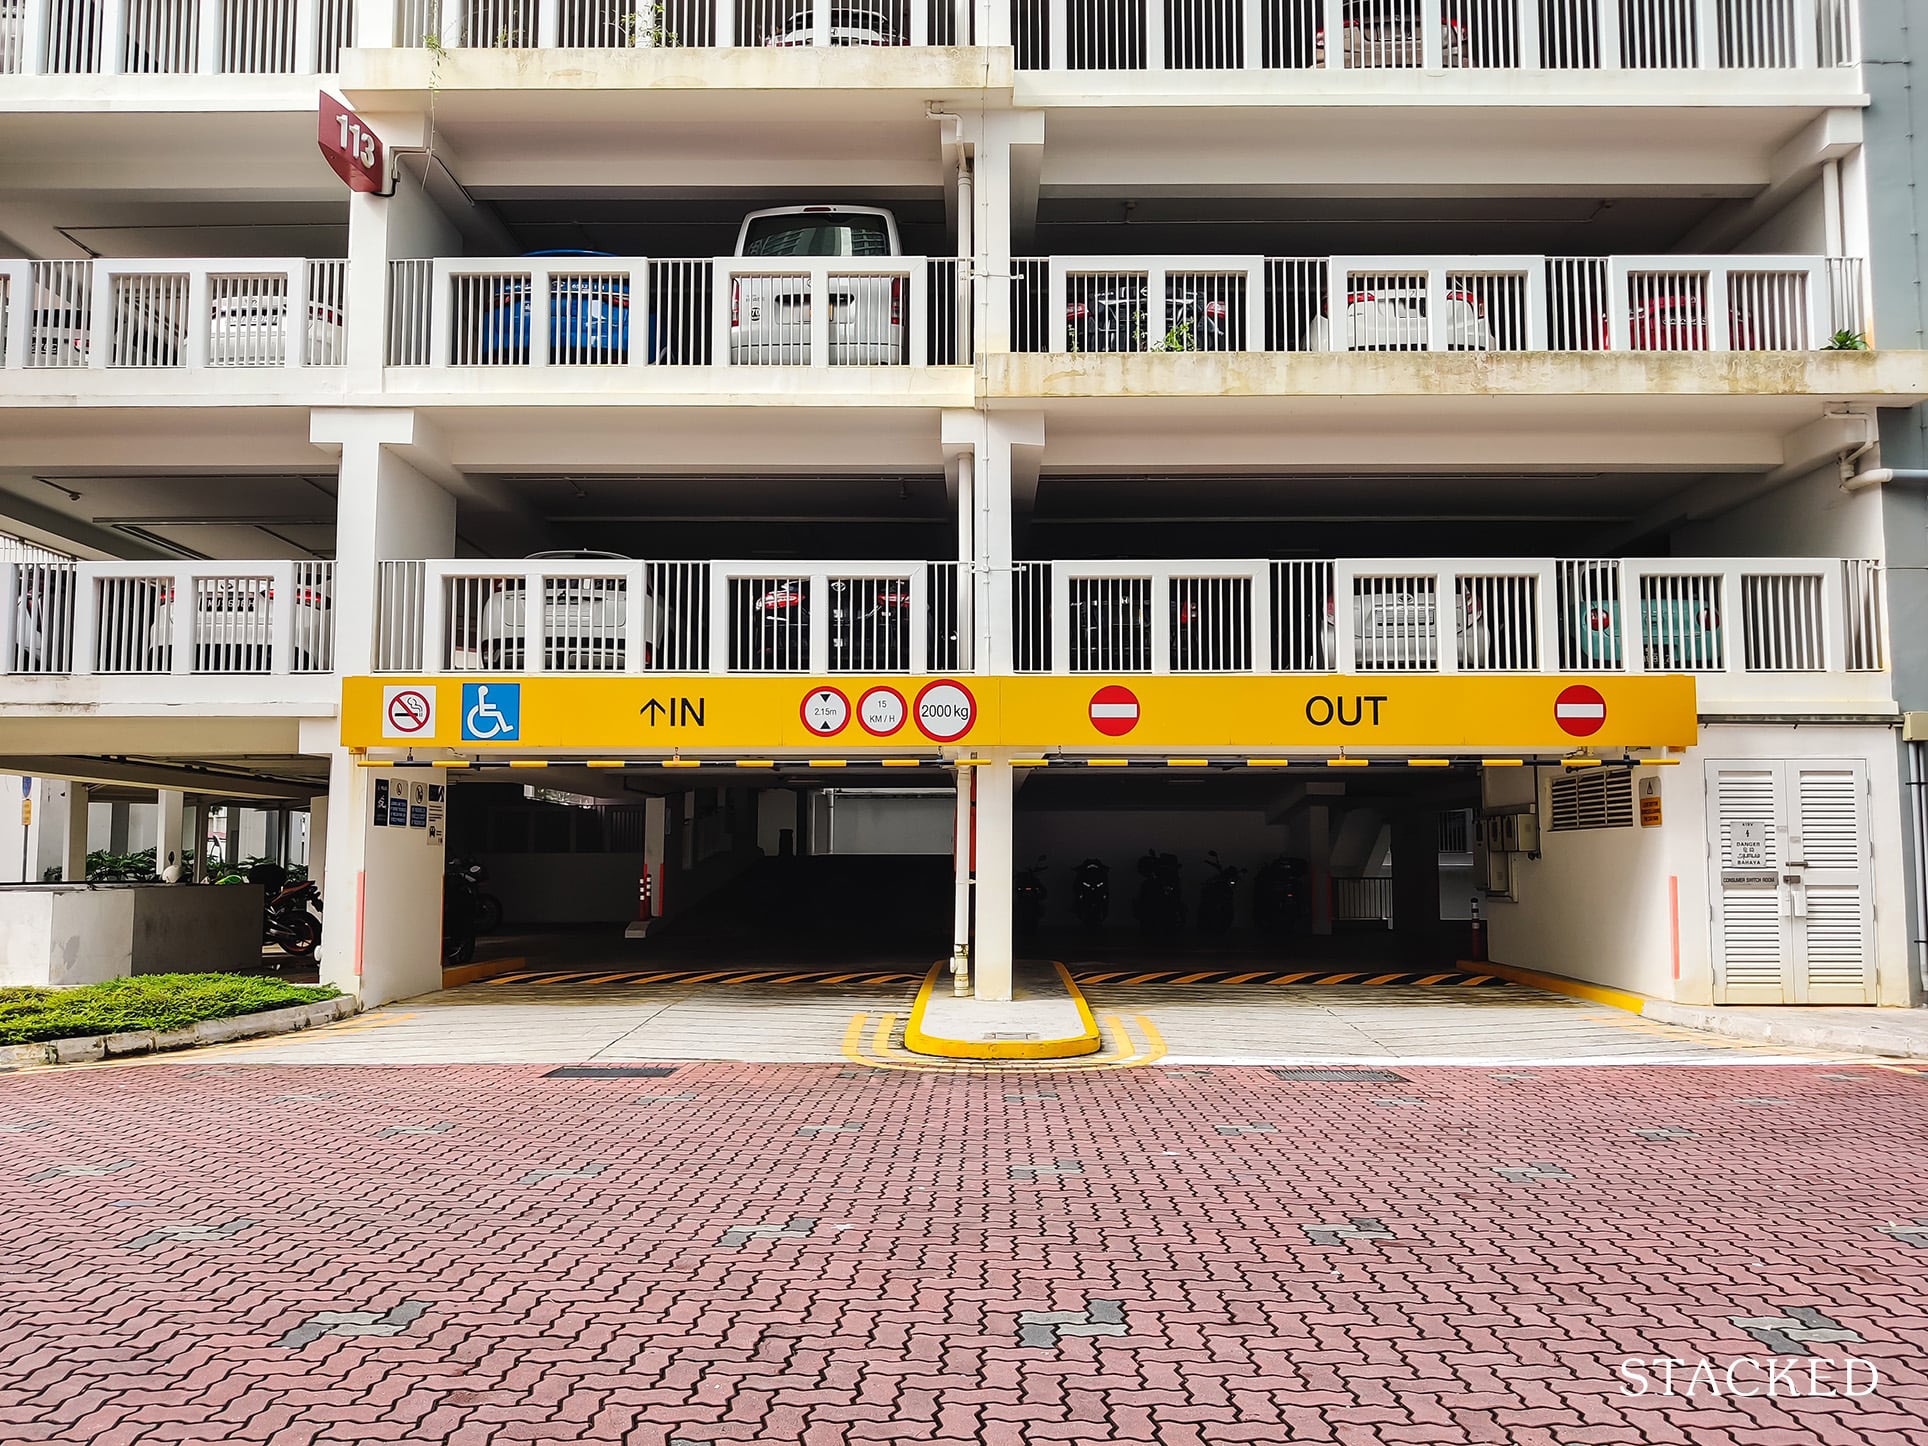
[{"xmin": 4, "ymin": 0, "xmax": 1925, "ymax": 1013}]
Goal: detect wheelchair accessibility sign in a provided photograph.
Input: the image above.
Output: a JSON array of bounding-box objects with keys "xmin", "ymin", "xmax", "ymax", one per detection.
[{"xmin": 462, "ymin": 683, "xmax": 521, "ymax": 742}]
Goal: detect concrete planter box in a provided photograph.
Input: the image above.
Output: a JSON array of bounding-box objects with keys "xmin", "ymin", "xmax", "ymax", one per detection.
[
  {"xmin": 0, "ymin": 883, "xmax": 265, "ymax": 987},
  {"xmin": 0, "ymin": 994, "xmax": 357, "ymax": 1069}
]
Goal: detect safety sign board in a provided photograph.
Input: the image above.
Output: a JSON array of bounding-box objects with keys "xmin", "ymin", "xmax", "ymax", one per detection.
[
  {"xmin": 801, "ymin": 686, "xmax": 850, "ymax": 736},
  {"xmin": 382, "ymin": 685, "xmax": 435, "ymax": 739},
  {"xmin": 914, "ymin": 679, "xmax": 976, "ymax": 742},
  {"xmin": 344, "ymin": 674, "xmax": 1695, "ymax": 752},
  {"xmin": 859, "ymin": 686, "xmax": 908, "ymax": 737},
  {"xmin": 1088, "ymin": 684, "xmax": 1140, "ymax": 737},
  {"xmin": 1731, "ymin": 818, "xmax": 1770, "ymax": 868},
  {"xmin": 1554, "ymin": 684, "xmax": 1607, "ymax": 737},
  {"xmin": 462, "ymin": 683, "xmax": 521, "ymax": 742},
  {"xmin": 1639, "ymin": 776, "xmax": 1662, "ymax": 827},
  {"xmin": 409, "ymin": 780, "xmax": 428, "ymax": 828}
]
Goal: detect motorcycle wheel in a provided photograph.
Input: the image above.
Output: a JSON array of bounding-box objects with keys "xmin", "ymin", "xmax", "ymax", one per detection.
[
  {"xmin": 278, "ymin": 912, "xmax": 321, "ymax": 957},
  {"xmin": 476, "ymin": 894, "xmax": 503, "ymax": 934}
]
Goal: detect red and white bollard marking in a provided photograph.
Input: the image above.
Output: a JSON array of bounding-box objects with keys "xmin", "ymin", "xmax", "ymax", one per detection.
[{"xmin": 624, "ymin": 869, "xmax": 654, "ymax": 940}]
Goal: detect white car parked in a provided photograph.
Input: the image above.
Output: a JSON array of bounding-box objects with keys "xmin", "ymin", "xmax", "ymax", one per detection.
[
  {"xmin": 1306, "ymin": 288, "xmax": 1495, "ymax": 351},
  {"xmin": 474, "ymin": 551, "xmax": 662, "ymax": 671},
  {"xmin": 143, "ymin": 577, "xmax": 334, "ymax": 672},
  {"xmin": 728, "ymin": 205, "xmax": 905, "ymax": 366},
  {"xmin": 208, "ymin": 294, "xmax": 346, "ymax": 367},
  {"xmin": 1293, "ymin": 590, "xmax": 1491, "ymax": 669},
  {"xmin": 765, "ymin": 3, "xmax": 902, "ymax": 46}
]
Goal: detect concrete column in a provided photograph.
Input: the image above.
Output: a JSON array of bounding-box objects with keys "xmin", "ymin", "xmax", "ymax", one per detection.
[
  {"xmin": 27, "ymin": 779, "xmax": 62, "ymax": 882},
  {"xmin": 643, "ymin": 795, "xmax": 667, "ymax": 917},
  {"xmin": 319, "ymin": 751, "xmax": 445, "ymax": 1005},
  {"xmin": 156, "ymin": 790, "xmax": 186, "ymax": 880},
  {"xmin": 1307, "ymin": 804, "xmax": 1333, "ymax": 935},
  {"xmin": 189, "ymin": 805, "xmax": 209, "ymax": 883},
  {"xmin": 1, "ymin": 775, "xmax": 27, "ymax": 883},
  {"xmin": 1392, "ymin": 811, "xmax": 1441, "ymax": 939},
  {"xmin": 60, "ymin": 783, "xmax": 88, "ymax": 881},
  {"xmin": 973, "ymin": 757, "xmax": 1015, "ymax": 1001},
  {"xmin": 307, "ymin": 794, "xmax": 329, "ymax": 898},
  {"xmin": 106, "ymin": 801, "xmax": 131, "ymax": 854},
  {"xmin": 313, "ymin": 410, "xmax": 458, "ymax": 677}
]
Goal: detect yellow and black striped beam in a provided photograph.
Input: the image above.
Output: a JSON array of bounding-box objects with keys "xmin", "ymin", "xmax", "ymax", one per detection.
[{"xmin": 1066, "ymin": 966, "xmax": 1511, "ymax": 987}]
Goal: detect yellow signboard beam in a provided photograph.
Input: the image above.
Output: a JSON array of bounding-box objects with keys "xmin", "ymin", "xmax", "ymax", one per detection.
[{"xmin": 342, "ymin": 673, "xmax": 1697, "ymax": 753}]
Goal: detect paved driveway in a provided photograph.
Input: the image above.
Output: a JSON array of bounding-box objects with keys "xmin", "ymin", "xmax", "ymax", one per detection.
[{"xmin": 1, "ymin": 1061, "xmax": 1923, "ymax": 1444}]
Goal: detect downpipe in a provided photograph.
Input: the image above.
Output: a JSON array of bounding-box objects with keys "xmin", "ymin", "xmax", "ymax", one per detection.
[{"xmin": 1842, "ymin": 467, "xmax": 1928, "ymax": 492}]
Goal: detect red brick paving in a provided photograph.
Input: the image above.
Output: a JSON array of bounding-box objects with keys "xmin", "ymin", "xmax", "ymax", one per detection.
[{"xmin": 0, "ymin": 1062, "xmax": 1924, "ymax": 1444}]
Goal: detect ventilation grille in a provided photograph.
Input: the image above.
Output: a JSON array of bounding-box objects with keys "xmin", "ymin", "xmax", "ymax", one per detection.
[{"xmin": 1548, "ymin": 770, "xmax": 1636, "ymax": 832}]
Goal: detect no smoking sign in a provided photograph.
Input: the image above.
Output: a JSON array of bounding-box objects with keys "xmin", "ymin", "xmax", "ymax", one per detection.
[{"xmin": 382, "ymin": 685, "xmax": 436, "ymax": 739}]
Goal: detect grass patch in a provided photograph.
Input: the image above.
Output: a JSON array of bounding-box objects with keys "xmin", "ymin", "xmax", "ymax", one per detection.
[{"xmin": 0, "ymin": 974, "xmax": 341, "ymax": 1046}]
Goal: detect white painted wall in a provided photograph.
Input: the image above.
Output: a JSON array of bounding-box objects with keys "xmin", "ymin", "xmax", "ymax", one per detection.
[
  {"xmin": 1484, "ymin": 763, "xmax": 1682, "ymax": 1000},
  {"xmin": 323, "ymin": 764, "xmax": 447, "ymax": 1006},
  {"xmin": 1733, "ymin": 177, "xmax": 1829, "ymax": 254},
  {"xmin": 1673, "ymin": 462, "xmax": 1885, "ymax": 559},
  {"xmin": 1487, "ymin": 725, "xmax": 1910, "ymax": 1005}
]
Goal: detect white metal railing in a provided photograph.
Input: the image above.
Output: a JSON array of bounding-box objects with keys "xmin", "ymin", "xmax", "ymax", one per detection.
[
  {"xmin": 380, "ymin": 558, "xmax": 972, "ymax": 675},
  {"xmin": 3, "ymin": 560, "xmax": 335, "ymax": 675},
  {"xmin": 0, "ymin": 259, "xmax": 348, "ymax": 370},
  {"xmin": 1011, "ymin": 0, "xmax": 1856, "ymax": 71},
  {"xmin": 1333, "ymin": 875, "xmax": 1392, "ymax": 926},
  {"xmin": 385, "ymin": 255, "xmax": 969, "ymax": 370},
  {"xmin": 1013, "ymin": 254, "xmax": 1866, "ymax": 354},
  {"xmin": 2, "ymin": 0, "xmax": 355, "ymax": 74},
  {"xmin": 388, "ymin": 0, "xmax": 967, "ymax": 46},
  {"xmin": 1007, "ymin": 555, "xmax": 1886, "ymax": 683}
]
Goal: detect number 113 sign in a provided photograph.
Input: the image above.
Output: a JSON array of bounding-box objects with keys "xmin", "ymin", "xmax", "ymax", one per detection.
[{"xmin": 318, "ymin": 92, "xmax": 386, "ymax": 194}]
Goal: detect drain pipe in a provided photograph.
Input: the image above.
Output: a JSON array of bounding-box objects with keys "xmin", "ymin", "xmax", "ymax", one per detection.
[
  {"xmin": 928, "ymin": 106, "xmax": 973, "ymax": 365},
  {"xmin": 1843, "ymin": 467, "xmax": 1928, "ymax": 492}
]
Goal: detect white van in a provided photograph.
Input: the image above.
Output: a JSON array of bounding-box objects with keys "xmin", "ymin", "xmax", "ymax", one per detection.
[{"xmin": 728, "ymin": 205, "xmax": 905, "ymax": 366}]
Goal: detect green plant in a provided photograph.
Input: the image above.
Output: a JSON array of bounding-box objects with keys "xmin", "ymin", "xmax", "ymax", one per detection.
[
  {"xmin": 1825, "ymin": 329, "xmax": 1870, "ymax": 351},
  {"xmin": 0, "ymin": 974, "xmax": 341, "ymax": 1046},
  {"xmin": 1151, "ymin": 319, "xmax": 1195, "ymax": 353},
  {"xmin": 618, "ymin": 3, "xmax": 676, "ymax": 45}
]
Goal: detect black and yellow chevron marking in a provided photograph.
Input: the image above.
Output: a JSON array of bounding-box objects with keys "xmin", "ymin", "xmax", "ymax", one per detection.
[
  {"xmin": 1065, "ymin": 967, "xmax": 1511, "ymax": 988},
  {"xmin": 484, "ymin": 967, "xmax": 926, "ymax": 987}
]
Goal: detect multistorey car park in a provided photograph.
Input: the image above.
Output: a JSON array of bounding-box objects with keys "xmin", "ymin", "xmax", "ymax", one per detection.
[{"xmin": 3, "ymin": 0, "xmax": 1924, "ymax": 1024}]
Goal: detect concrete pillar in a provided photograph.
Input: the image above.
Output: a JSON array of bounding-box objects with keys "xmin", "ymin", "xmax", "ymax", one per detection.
[
  {"xmin": 1307, "ymin": 803, "xmax": 1333, "ymax": 935},
  {"xmin": 318, "ymin": 751, "xmax": 446, "ymax": 1005},
  {"xmin": 189, "ymin": 799, "xmax": 208, "ymax": 881},
  {"xmin": 313, "ymin": 410, "xmax": 458, "ymax": 677},
  {"xmin": 27, "ymin": 779, "xmax": 62, "ymax": 882},
  {"xmin": 974, "ymin": 757, "xmax": 1015, "ymax": 1001},
  {"xmin": 0, "ymin": 775, "xmax": 27, "ymax": 884},
  {"xmin": 308, "ymin": 794, "xmax": 330, "ymax": 895},
  {"xmin": 1392, "ymin": 811, "xmax": 1442, "ymax": 938},
  {"xmin": 643, "ymin": 795, "xmax": 667, "ymax": 918},
  {"xmin": 156, "ymin": 790, "xmax": 186, "ymax": 880},
  {"xmin": 107, "ymin": 801, "xmax": 131, "ymax": 854},
  {"xmin": 60, "ymin": 783, "xmax": 88, "ymax": 881}
]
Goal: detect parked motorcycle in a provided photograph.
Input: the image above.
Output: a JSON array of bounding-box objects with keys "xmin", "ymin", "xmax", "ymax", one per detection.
[
  {"xmin": 1253, "ymin": 855, "xmax": 1311, "ymax": 935},
  {"xmin": 1014, "ymin": 855, "xmax": 1048, "ymax": 940},
  {"xmin": 448, "ymin": 856, "xmax": 503, "ymax": 934},
  {"xmin": 1134, "ymin": 849, "xmax": 1185, "ymax": 940},
  {"xmin": 443, "ymin": 858, "xmax": 481, "ymax": 965},
  {"xmin": 1073, "ymin": 857, "xmax": 1111, "ymax": 932},
  {"xmin": 1067, "ymin": 280, "xmax": 1230, "ymax": 353},
  {"xmin": 1197, "ymin": 850, "xmax": 1242, "ymax": 936},
  {"xmin": 265, "ymin": 879, "xmax": 324, "ymax": 958}
]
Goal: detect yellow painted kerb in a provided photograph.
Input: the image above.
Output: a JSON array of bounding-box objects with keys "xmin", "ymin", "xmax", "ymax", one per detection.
[
  {"xmin": 903, "ymin": 960, "xmax": 1103, "ymax": 1060},
  {"xmin": 1470, "ymin": 959, "xmax": 1650, "ymax": 1014}
]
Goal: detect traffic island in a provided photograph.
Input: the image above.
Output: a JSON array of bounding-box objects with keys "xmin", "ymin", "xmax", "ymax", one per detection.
[{"xmin": 904, "ymin": 961, "xmax": 1102, "ymax": 1060}]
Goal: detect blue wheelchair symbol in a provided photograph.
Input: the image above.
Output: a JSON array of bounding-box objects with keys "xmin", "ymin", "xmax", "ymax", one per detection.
[{"xmin": 462, "ymin": 682, "xmax": 521, "ymax": 742}]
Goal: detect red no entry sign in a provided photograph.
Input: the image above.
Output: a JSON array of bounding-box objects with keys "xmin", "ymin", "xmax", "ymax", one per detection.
[
  {"xmin": 1555, "ymin": 684, "xmax": 1607, "ymax": 737},
  {"xmin": 1089, "ymin": 684, "xmax": 1140, "ymax": 737}
]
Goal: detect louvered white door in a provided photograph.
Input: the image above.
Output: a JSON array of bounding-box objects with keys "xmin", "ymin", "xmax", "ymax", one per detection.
[
  {"xmin": 1705, "ymin": 760, "xmax": 1874, "ymax": 1004},
  {"xmin": 1791, "ymin": 762, "xmax": 1875, "ymax": 1003}
]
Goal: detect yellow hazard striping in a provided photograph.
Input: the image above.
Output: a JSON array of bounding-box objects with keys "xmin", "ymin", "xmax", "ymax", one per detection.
[{"xmin": 841, "ymin": 1009, "xmax": 1164, "ymax": 1073}]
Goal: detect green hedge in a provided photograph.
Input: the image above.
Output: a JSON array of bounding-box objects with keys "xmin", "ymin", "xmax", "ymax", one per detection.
[{"xmin": 0, "ymin": 974, "xmax": 341, "ymax": 1046}]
